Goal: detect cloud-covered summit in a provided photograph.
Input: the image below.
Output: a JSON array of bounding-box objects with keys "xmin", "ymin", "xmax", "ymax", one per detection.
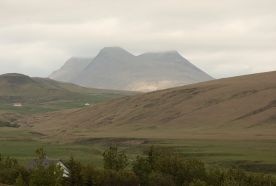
[{"xmin": 50, "ymin": 47, "xmax": 213, "ymax": 92}]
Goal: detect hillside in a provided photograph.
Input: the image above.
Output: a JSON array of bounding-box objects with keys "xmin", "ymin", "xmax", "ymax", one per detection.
[
  {"xmin": 0, "ymin": 73, "xmax": 135, "ymax": 125},
  {"xmin": 0, "ymin": 73, "xmax": 133, "ymax": 104},
  {"xmin": 21, "ymin": 71, "xmax": 276, "ymax": 141},
  {"xmin": 49, "ymin": 47, "xmax": 213, "ymax": 92}
]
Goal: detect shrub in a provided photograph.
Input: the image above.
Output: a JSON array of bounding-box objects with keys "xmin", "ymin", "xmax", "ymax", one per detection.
[{"xmin": 103, "ymin": 146, "xmax": 128, "ymax": 171}]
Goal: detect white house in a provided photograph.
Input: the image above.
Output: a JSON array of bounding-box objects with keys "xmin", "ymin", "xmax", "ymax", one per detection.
[
  {"xmin": 13, "ymin": 103, "xmax": 22, "ymax": 107},
  {"xmin": 56, "ymin": 161, "xmax": 70, "ymax": 178},
  {"xmin": 28, "ymin": 159, "xmax": 69, "ymax": 178}
]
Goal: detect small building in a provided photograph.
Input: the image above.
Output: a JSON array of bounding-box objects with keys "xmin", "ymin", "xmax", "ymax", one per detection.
[
  {"xmin": 13, "ymin": 103, "xmax": 22, "ymax": 107},
  {"xmin": 27, "ymin": 158, "xmax": 69, "ymax": 178},
  {"xmin": 84, "ymin": 103, "xmax": 90, "ymax": 106}
]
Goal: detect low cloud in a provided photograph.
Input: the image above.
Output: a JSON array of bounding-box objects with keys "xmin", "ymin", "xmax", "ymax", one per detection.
[{"xmin": 0, "ymin": 0, "xmax": 276, "ymax": 78}]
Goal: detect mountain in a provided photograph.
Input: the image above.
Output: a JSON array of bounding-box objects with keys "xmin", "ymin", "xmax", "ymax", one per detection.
[
  {"xmin": 49, "ymin": 57, "xmax": 92, "ymax": 82},
  {"xmin": 49, "ymin": 47, "xmax": 213, "ymax": 91},
  {"xmin": 22, "ymin": 71, "xmax": 276, "ymax": 141}
]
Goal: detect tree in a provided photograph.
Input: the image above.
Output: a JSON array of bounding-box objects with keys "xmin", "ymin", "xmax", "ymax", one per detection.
[
  {"xmin": 133, "ymin": 146, "xmax": 208, "ymax": 185},
  {"xmin": 35, "ymin": 148, "xmax": 46, "ymax": 160},
  {"xmin": 29, "ymin": 164, "xmax": 63, "ymax": 186},
  {"xmin": 29, "ymin": 148, "xmax": 63, "ymax": 186},
  {"xmin": 15, "ymin": 174, "xmax": 27, "ymax": 186},
  {"xmin": 82, "ymin": 164, "xmax": 98, "ymax": 186},
  {"xmin": 148, "ymin": 172, "xmax": 176, "ymax": 186},
  {"xmin": 132, "ymin": 156, "xmax": 152, "ymax": 185},
  {"xmin": 103, "ymin": 146, "xmax": 128, "ymax": 171},
  {"xmin": 65, "ymin": 156, "xmax": 83, "ymax": 186},
  {"xmin": 97, "ymin": 169, "xmax": 139, "ymax": 186},
  {"xmin": 189, "ymin": 179, "xmax": 207, "ymax": 186},
  {"xmin": 0, "ymin": 156, "xmax": 20, "ymax": 185}
]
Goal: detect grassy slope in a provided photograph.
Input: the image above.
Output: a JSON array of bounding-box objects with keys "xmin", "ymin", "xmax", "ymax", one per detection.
[
  {"xmin": 22, "ymin": 71, "xmax": 276, "ymax": 141},
  {"xmin": 0, "ymin": 73, "xmax": 135, "ymax": 124},
  {"xmin": 0, "ymin": 74, "xmax": 134, "ymax": 105}
]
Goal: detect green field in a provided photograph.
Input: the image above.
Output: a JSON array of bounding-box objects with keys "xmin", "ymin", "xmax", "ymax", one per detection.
[
  {"xmin": 0, "ymin": 93, "xmax": 127, "ymax": 115},
  {"xmin": 0, "ymin": 128, "xmax": 276, "ymax": 174}
]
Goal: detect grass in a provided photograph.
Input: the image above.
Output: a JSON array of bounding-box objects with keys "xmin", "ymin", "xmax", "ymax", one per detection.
[
  {"xmin": 0, "ymin": 92, "xmax": 125, "ymax": 115},
  {"xmin": 0, "ymin": 131, "xmax": 276, "ymax": 174},
  {"xmin": 0, "ymin": 140, "xmax": 105, "ymax": 167}
]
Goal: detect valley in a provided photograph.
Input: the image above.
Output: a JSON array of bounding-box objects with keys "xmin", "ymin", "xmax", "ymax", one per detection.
[
  {"xmin": 20, "ymin": 71, "xmax": 276, "ymax": 141},
  {"xmin": 1, "ymin": 128, "xmax": 276, "ymax": 175},
  {"xmin": 0, "ymin": 71, "xmax": 276, "ymax": 175},
  {"xmin": 2, "ymin": 1, "xmax": 276, "ymax": 184}
]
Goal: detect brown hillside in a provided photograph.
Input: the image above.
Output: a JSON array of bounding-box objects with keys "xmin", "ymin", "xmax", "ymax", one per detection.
[{"xmin": 21, "ymin": 71, "xmax": 276, "ymax": 141}]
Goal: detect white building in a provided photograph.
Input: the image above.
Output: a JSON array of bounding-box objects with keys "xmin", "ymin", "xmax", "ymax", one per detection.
[{"xmin": 13, "ymin": 103, "xmax": 22, "ymax": 107}]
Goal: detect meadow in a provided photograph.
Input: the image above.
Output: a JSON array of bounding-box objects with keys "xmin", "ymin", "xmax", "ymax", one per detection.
[{"xmin": 0, "ymin": 127, "xmax": 276, "ymax": 175}]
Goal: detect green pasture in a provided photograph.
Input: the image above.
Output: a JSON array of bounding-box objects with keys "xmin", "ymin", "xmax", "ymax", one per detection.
[{"xmin": 0, "ymin": 130, "xmax": 275, "ymax": 174}]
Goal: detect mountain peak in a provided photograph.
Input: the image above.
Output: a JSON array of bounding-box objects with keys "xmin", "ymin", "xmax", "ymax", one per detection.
[
  {"xmin": 97, "ymin": 47, "xmax": 134, "ymax": 58},
  {"xmin": 140, "ymin": 50, "xmax": 180, "ymax": 56},
  {"xmin": 138, "ymin": 50, "xmax": 185, "ymax": 62},
  {"xmin": 50, "ymin": 47, "xmax": 213, "ymax": 91},
  {"xmin": 101, "ymin": 46, "xmax": 126, "ymax": 51}
]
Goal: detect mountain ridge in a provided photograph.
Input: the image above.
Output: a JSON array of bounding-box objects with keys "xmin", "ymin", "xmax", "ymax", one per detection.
[
  {"xmin": 49, "ymin": 57, "xmax": 93, "ymax": 83},
  {"xmin": 49, "ymin": 47, "xmax": 213, "ymax": 92}
]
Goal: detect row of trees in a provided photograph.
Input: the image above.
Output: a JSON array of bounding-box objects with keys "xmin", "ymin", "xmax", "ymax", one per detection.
[{"xmin": 0, "ymin": 146, "xmax": 275, "ymax": 186}]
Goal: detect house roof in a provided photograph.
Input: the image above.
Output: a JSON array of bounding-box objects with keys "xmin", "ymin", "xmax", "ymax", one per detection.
[{"xmin": 27, "ymin": 158, "xmax": 66, "ymax": 170}]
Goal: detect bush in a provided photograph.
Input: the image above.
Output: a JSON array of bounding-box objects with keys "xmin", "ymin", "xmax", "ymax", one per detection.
[
  {"xmin": 132, "ymin": 156, "xmax": 152, "ymax": 185},
  {"xmin": 189, "ymin": 179, "xmax": 207, "ymax": 186},
  {"xmin": 29, "ymin": 164, "xmax": 63, "ymax": 186},
  {"xmin": 64, "ymin": 157, "xmax": 82, "ymax": 186},
  {"xmin": 133, "ymin": 146, "xmax": 207, "ymax": 185},
  {"xmin": 1, "ymin": 146, "xmax": 276, "ymax": 186},
  {"xmin": 103, "ymin": 146, "xmax": 128, "ymax": 171},
  {"xmin": 97, "ymin": 170, "xmax": 139, "ymax": 186},
  {"xmin": 148, "ymin": 172, "xmax": 176, "ymax": 186},
  {"xmin": 0, "ymin": 155, "xmax": 22, "ymax": 185},
  {"xmin": 81, "ymin": 164, "xmax": 97, "ymax": 186}
]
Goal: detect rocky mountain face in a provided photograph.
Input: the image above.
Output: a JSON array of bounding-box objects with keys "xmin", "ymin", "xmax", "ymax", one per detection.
[{"xmin": 49, "ymin": 47, "xmax": 213, "ymax": 91}]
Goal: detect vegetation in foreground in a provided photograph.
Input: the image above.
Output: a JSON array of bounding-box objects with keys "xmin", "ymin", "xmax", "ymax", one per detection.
[
  {"xmin": 0, "ymin": 146, "xmax": 275, "ymax": 186},
  {"xmin": 1, "ymin": 137, "xmax": 276, "ymax": 175}
]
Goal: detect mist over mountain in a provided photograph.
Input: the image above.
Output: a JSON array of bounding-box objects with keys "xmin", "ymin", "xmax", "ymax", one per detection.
[
  {"xmin": 49, "ymin": 47, "xmax": 213, "ymax": 91},
  {"xmin": 49, "ymin": 57, "xmax": 92, "ymax": 82}
]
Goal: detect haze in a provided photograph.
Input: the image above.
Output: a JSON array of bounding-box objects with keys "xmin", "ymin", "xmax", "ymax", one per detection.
[{"xmin": 0, "ymin": 0, "xmax": 276, "ymax": 78}]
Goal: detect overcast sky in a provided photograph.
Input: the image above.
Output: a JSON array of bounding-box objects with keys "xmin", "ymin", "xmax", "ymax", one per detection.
[{"xmin": 0, "ymin": 0, "xmax": 275, "ymax": 78}]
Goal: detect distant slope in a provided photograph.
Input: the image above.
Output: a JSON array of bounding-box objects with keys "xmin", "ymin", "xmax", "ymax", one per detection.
[
  {"xmin": 0, "ymin": 73, "xmax": 135, "ymax": 115},
  {"xmin": 25, "ymin": 71, "xmax": 276, "ymax": 141},
  {"xmin": 0, "ymin": 73, "xmax": 132, "ymax": 103},
  {"xmin": 49, "ymin": 57, "xmax": 92, "ymax": 82},
  {"xmin": 50, "ymin": 47, "xmax": 213, "ymax": 92}
]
